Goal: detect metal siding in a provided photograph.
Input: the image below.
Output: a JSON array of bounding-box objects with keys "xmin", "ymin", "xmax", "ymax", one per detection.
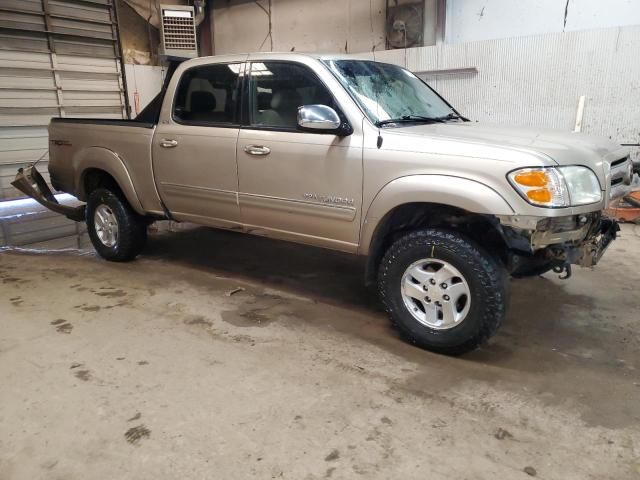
[
  {"xmin": 367, "ymin": 26, "xmax": 640, "ymax": 160},
  {"xmin": 0, "ymin": 0, "xmax": 43, "ymax": 13},
  {"xmin": 0, "ymin": 0, "xmax": 126, "ymax": 248},
  {"xmin": 0, "ymin": 29, "xmax": 50, "ymax": 52},
  {"xmin": 0, "ymin": 203, "xmax": 90, "ymax": 247}
]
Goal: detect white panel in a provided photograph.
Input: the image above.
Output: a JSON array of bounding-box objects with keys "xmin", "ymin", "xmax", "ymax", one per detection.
[
  {"xmin": 64, "ymin": 90, "xmax": 122, "ymax": 101},
  {"xmin": 212, "ymin": 0, "xmax": 387, "ymax": 55},
  {"xmin": 0, "ymin": 32, "xmax": 49, "ymax": 53},
  {"xmin": 0, "ymin": 11, "xmax": 46, "ymax": 32},
  {"xmin": 48, "ymin": 0, "xmax": 112, "ymax": 24},
  {"xmin": 0, "ymin": 0, "xmax": 43, "ymax": 13},
  {"xmin": 49, "ymin": 16, "xmax": 114, "ymax": 40},
  {"xmin": 349, "ymin": 25, "xmax": 640, "ymax": 162},
  {"xmin": 56, "ymin": 54, "xmax": 120, "ymax": 74},
  {"xmin": 59, "ymin": 78, "xmax": 121, "ymax": 91},
  {"xmin": 0, "ymin": 126, "xmax": 48, "ymax": 139},
  {"xmin": 445, "ymin": 0, "xmax": 640, "ymax": 44},
  {"xmin": 59, "ymin": 111, "xmax": 122, "ymax": 119},
  {"xmin": 0, "ymin": 113, "xmax": 57, "ymax": 127},
  {"xmin": 0, "ymin": 135, "xmax": 48, "ymax": 151},
  {"xmin": 0, "ymin": 50, "xmax": 52, "ymax": 69},
  {"xmin": 0, "ymin": 75, "xmax": 55, "ymax": 89},
  {"xmin": 124, "ymin": 64, "xmax": 165, "ymax": 115}
]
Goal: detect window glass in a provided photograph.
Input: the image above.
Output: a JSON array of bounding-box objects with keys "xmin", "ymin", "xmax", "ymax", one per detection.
[
  {"xmin": 325, "ymin": 60, "xmax": 454, "ymax": 125},
  {"xmin": 174, "ymin": 63, "xmax": 242, "ymax": 125},
  {"xmin": 249, "ymin": 62, "xmax": 336, "ymax": 129}
]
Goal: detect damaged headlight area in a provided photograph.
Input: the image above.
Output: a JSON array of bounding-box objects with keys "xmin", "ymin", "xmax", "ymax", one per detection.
[{"xmin": 508, "ymin": 166, "xmax": 602, "ymax": 208}]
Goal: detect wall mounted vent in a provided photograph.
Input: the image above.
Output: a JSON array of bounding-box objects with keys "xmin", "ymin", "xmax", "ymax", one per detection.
[
  {"xmin": 386, "ymin": 0, "xmax": 425, "ymax": 49},
  {"xmin": 159, "ymin": 4, "xmax": 198, "ymax": 60}
]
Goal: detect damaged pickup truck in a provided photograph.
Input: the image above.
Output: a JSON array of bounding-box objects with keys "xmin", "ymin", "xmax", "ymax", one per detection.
[{"xmin": 13, "ymin": 53, "xmax": 638, "ymax": 354}]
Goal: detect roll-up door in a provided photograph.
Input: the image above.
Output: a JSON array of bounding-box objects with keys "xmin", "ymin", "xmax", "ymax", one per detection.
[{"xmin": 0, "ymin": 0, "xmax": 127, "ymax": 248}]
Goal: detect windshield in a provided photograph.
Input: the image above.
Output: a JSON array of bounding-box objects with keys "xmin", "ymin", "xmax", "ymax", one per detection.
[{"xmin": 324, "ymin": 59, "xmax": 457, "ymax": 126}]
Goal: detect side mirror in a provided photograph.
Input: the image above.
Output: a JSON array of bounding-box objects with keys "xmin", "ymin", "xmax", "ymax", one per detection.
[{"xmin": 297, "ymin": 104, "xmax": 342, "ymax": 132}]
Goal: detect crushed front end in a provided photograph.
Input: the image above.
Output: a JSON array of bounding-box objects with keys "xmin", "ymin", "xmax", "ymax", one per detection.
[{"xmin": 499, "ymin": 213, "xmax": 620, "ymax": 278}]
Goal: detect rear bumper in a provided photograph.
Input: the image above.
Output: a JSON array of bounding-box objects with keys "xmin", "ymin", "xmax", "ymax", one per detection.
[{"xmin": 11, "ymin": 166, "xmax": 86, "ymax": 222}]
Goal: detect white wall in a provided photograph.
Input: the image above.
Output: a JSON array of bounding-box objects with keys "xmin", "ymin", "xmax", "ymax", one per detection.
[
  {"xmin": 212, "ymin": 0, "xmax": 387, "ymax": 54},
  {"xmin": 352, "ymin": 26, "xmax": 640, "ymax": 160},
  {"xmin": 446, "ymin": 0, "xmax": 640, "ymax": 44},
  {"xmin": 211, "ymin": 0, "xmax": 441, "ymax": 54},
  {"xmin": 124, "ymin": 64, "xmax": 166, "ymax": 117},
  {"xmin": 209, "ymin": 0, "xmax": 640, "ymax": 53}
]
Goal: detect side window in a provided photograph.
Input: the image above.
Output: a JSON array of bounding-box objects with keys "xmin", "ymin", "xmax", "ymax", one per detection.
[
  {"xmin": 249, "ymin": 62, "xmax": 336, "ymax": 129},
  {"xmin": 173, "ymin": 63, "xmax": 243, "ymax": 125}
]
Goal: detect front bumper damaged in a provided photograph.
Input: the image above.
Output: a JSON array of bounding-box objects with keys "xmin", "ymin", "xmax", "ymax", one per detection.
[
  {"xmin": 500, "ymin": 213, "xmax": 620, "ymax": 273},
  {"xmin": 572, "ymin": 217, "xmax": 619, "ymax": 268},
  {"xmin": 11, "ymin": 166, "xmax": 85, "ymax": 222}
]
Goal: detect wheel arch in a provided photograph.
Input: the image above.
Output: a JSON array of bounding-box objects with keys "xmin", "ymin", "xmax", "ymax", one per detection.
[
  {"xmin": 361, "ymin": 176, "xmax": 516, "ymax": 284},
  {"xmin": 75, "ymin": 147, "xmax": 145, "ymax": 215}
]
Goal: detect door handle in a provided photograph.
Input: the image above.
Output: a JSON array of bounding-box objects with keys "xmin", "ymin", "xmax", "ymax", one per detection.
[
  {"xmin": 160, "ymin": 139, "xmax": 178, "ymax": 148},
  {"xmin": 243, "ymin": 145, "xmax": 271, "ymax": 156}
]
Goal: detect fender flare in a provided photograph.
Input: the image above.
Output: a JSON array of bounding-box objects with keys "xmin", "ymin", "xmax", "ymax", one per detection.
[
  {"xmin": 74, "ymin": 147, "xmax": 146, "ymax": 215},
  {"xmin": 360, "ymin": 175, "xmax": 515, "ymax": 255}
]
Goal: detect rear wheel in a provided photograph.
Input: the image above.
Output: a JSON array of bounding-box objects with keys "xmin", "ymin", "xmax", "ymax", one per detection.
[
  {"xmin": 378, "ymin": 228, "xmax": 507, "ymax": 355},
  {"xmin": 86, "ymin": 188, "xmax": 147, "ymax": 262}
]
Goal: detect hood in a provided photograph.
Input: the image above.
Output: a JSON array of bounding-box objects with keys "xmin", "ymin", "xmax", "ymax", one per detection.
[{"xmin": 387, "ymin": 122, "xmax": 628, "ymax": 184}]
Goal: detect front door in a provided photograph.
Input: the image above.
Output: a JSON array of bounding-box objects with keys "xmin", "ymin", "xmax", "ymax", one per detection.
[
  {"xmin": 153, "ymin": 62, "xmax": 244, "ymax": 228},
  {"xmin": 237, "ymin": 61, "xmax": 363, "ymax": 252}
]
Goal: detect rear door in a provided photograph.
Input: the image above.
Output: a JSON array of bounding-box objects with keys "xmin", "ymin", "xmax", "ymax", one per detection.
[
  {"xmin": 152, "ymin": 62, "xmax": 244, "ymax": 227},
  {"xmin": 236, "ymin": 61, "xmax": 363, "ymax": 252}
]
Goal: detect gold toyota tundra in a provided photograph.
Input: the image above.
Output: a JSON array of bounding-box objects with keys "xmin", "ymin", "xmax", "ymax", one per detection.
[{"xmin": 13, "ymin": 53, "xmax": 638, "ymax": 355}]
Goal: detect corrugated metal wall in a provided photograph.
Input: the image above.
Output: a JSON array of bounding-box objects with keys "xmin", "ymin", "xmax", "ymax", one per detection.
[
  {"xmin": 0, "ymin": 0, "xmax": 127, "ymax": 248},
  {"xmin": 0, "ymin": 0, "xmax": 127, "ymax": 200},
  {"xmin": 353, "ymin": 26, "xmax": 640, "ymax": 161},
  {"xmin": 0, "ymin": 195, "xmax": 92, "ymax": 249}
]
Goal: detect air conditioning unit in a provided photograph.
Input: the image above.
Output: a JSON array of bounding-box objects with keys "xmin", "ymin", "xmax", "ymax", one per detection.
[{"xmin": 159, "ymin": 4, "xmax": 198, "ymax": 60}]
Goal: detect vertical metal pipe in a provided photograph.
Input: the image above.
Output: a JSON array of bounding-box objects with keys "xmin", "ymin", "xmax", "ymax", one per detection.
[{"xmin": 435, "ymin": 0, "xmax": 446, "ymax": 45}]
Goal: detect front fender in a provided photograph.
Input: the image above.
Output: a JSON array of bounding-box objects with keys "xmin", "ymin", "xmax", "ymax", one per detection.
[
  {"xmin": 360, "ymin": 175, "xmax": 515, "ymax": 255},
  {"xmin": 75, "ymin": 147, "xmax": 145, "ymax": 215}
]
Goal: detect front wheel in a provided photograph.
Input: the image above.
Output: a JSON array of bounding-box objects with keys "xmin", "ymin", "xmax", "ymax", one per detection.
[
  {"xmin": 86, "ymin": 188, "xmax": 147, "ymax": 262},
  {"xmin": 378, "ymin": 228, "xmax": 507, "ymax": 355}
]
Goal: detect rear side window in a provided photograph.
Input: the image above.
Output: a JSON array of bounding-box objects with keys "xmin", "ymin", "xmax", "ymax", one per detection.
[{"xmin": 173, "ymin": 63, "xmax": 243, "ymax": 125}]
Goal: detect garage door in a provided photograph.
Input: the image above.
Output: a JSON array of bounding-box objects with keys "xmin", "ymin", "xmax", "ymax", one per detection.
[{"xmin": 0, "ymin": 0, "xmax": 127, "ymax": 247}]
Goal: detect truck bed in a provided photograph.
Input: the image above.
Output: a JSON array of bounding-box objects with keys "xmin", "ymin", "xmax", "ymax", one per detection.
[{"xmin": 47, "ymin": 117, "xmax": 164, "ymax": 216}]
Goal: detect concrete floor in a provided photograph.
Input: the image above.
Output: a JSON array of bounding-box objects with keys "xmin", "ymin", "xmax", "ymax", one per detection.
[{"xmin": 1, "ymin": 224, "xmax": 639, "ymax": 480}]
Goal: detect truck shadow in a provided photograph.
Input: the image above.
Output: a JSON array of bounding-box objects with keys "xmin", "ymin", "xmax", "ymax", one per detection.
[
  {"xmin": 143, "ymin": 226, "xmax": 619, "ymax": 369},
  {"xmin": 142, "ymin": 226, "xmax": 637, "ymax": 429},
  {"xmin": 145, "ymin": 226, "xmax": 375, "ymax": 311}
]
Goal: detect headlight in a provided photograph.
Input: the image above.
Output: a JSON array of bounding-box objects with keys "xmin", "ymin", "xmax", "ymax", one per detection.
[
  {"xmin": 560, "ymin": 166, "xmax": 603, "ymax": 205},
  {"xmin": 508, "ymin": 166, "xmax": 602, "ymax": 207}
]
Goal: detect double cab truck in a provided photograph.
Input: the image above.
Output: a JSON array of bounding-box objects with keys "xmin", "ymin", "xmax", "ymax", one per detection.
[{"xmin": 13, "ymin": 53, "xmax": 638, "ymax": 355}]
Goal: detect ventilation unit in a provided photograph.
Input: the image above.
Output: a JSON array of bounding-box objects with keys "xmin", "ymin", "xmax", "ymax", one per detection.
[
  {"xmin": 386, "ymin": 1, "xmax": 425, "ymax": 49},
  {"xmin": 159, "ymin": 4, "xmax": 198, "ymax": 60}
]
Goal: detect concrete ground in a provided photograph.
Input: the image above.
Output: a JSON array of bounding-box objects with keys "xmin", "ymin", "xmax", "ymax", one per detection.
[{"xmin": 1, "ymin": 224, "xmax": 639, "ymax": 480}]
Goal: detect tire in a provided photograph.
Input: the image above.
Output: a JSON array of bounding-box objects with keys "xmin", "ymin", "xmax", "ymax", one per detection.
[
  {"xmin": 378, "ymin": 228, "xmax": 507, "ymax": 355},
  {"xmin": 86, "ymin": 187, "xmax": 147, "ymax": 262}
]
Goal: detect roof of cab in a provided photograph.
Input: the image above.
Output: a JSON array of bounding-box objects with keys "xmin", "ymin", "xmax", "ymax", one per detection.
[{"xmin": 180, "ymin": 52, "xmax": 370, "ymax": 66}]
